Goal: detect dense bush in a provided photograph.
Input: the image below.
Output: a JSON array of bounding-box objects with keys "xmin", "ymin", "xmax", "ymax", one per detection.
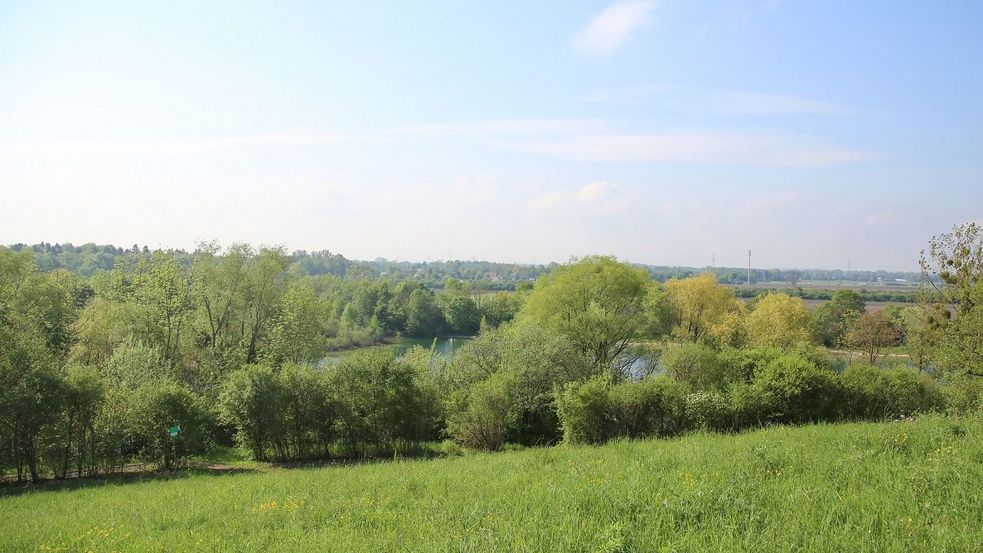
[
  {"xmin": 556, "ymin": 376, "xmax": 687, "ymax": 444},
  {"xmin": 444, "ymin": 321, "xmax": 591, "ymax": 448},
  {"xmin": 685, "ymin": 391, "xmax": 731, "ymax": 431},
  {"xmin": 841, "ymin": 364, "xmax": 943, "ymax": 420},
  {"xmin": 751, "ymin": 355, "xmax": 842, "ymax": 424},
  {"xmin": 661, "ymin": 342, "xmax": 728, "ymax": 391}
]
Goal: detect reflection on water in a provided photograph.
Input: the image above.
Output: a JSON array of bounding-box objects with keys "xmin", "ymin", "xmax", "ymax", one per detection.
[
  {"xmin": 322, "ymin": 336, "xmax": 660, "ymax": 379},
  {"xmin": 321, "ymin": 336, "xmax": 472, "ymax": 366}
]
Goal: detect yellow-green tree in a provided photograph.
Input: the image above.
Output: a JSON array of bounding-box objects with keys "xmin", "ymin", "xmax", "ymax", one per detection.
[
  {"xmin": 664, "ymin": 273, "xmax": 743, "ymax": 344},
  {"xmin": 746, "ymin": 293, "xmax": 814, "ymax": 349}
]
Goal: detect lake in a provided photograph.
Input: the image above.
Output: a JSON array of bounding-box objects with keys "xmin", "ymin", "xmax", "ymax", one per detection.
[{"xmin": 321, "ymin": 336, "xmax": 473, "ymax": 365}]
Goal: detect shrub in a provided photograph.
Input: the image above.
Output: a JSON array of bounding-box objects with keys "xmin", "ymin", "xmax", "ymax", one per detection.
[
  {"xmin": 752, "ymin": 354, "xmax": 843, "ymax": 424},
  {"xmin": 841, "ymin": 364, "xmax": 893, "ymax": 419},
  {"xmin": 685, "ymin": 390, "xmax": 731, "ymax": 431},
  {"xmin": 218, "ymin": 365, "xmax": 284, "ymax": 461},
  {"xmin": 661, "ymin": 342, "xmax": 726, "ymax": 391},
  {"xmin": 842, "ymin": 364, "xmax": 945, "ymax": 419},
  {"xmin": 727, "ymin": 382, "xmax": 775, "ymax": 430},
  {"xmin": 885, "ymin": 368, "xmax": 944, "ymax": 416},
  {"xmin": 556, "ymin": 375, "xmax": 687, "ymax": 444},
  {"xmin": 129, "ymin": 382, "xmax": 213, "ymax": 469},
  {"xmin": 942, "ymin": 374, "xmax": 983, "ymax": 415},
  {"xmin": 555, "ymin": 375, "xmax": 614, "ymax": 445},
  {"xmin": 446, "ymin": 371, "xmax": 518, "ymax": 450},
  {"xmin": 609, "ymin": 376, "xmax": 687, "ymax": 438}
]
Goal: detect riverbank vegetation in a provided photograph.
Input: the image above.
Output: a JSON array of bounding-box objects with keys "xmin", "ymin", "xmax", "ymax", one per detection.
[{"xmin": 2, "ymin": 224, "xmax": 982, "ymax": 482}]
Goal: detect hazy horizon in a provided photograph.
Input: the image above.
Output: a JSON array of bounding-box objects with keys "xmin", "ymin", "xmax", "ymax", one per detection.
[{"xmin": 3, "ymin": 1, "xmax": 982, "ymax": 271}]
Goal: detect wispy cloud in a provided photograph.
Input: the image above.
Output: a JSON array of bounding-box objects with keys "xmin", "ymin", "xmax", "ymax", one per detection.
[
  {"xmin": 578, "ymin": 84, "xmax": 842, "ymax": 115},
  {"xmin": 715, "ymin": 91, "xmax": 841, "ymax": 115},
  {"xmin": 0, "ymin": 132, "xmax": 346, "ymax": 160},
  {"xmin": 577, "ymin": 83, "xmax": 667, "ymax": 103},
  {"xmin": 503, "ymin": 129, "xmax": 876, "ymax": 167},
  {"xmin": 572, "ymin": 1, "xmax": 657, "ymax": 57},
  {"xmin": 387, "ymin": 118, "xmax": 603, "ymax": 137}
]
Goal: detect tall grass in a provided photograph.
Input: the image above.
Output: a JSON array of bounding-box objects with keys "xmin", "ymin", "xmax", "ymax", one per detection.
[{"xmin": 2, "ymin": 414, "xmax": 981, "ymax": 552}]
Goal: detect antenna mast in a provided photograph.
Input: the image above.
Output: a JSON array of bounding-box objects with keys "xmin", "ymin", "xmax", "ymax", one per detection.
[{"xmin": 747, "ymin": 249, "xmax": 752, "ymax": 285}]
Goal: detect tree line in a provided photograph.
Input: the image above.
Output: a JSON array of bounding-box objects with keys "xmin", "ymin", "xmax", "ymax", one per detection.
[{"xmin": 2, "ymin": 225, "xmax": 981, "ymax": 482}]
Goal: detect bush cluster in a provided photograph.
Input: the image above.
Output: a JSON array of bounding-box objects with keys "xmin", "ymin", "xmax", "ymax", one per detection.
[{"xmin": 556, "ymin": 347, "xmax": 946, "ymax": 445}]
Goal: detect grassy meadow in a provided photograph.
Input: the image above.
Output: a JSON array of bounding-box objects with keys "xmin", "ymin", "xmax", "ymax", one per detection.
[{"xmin": 2, "ymin": 414, "xmax": 981, "ymax": 552}]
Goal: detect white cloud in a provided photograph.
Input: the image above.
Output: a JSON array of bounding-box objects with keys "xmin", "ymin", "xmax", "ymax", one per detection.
[
  {"xmin": 575, "ymin": 180, "xmax": 618, "ymax": 202},
  {"xmin": 528, "ymin": 181, "xmax": 627, "ymax": 215},
  {"xmin": 572, "ymin": 1, "xmax": 657, "ymax": 56}
]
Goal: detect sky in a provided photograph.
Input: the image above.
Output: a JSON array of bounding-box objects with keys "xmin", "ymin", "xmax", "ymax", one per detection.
[{"xmin": 1, "ymin": 1, "xmax": 982, "ymax": 271}]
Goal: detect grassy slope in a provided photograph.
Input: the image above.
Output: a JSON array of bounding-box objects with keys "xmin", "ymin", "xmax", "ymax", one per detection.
[{"xmin": 3, "ymin": 415, "xmax": 981, "ymax": 552}]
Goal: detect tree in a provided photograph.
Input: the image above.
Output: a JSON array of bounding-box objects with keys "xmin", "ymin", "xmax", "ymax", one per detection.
[
  {"xmin": 814, "ymin": 290, "xmax": 866, "ymax": 347},
  {"xmin": 0, "ymin": 316, "xmax": 62, "ymax": 482},
  {"xmin": 901, "ymin": 304, "xmax": 945, "ymax": 372},
  {"xmin": 746, "ymin": 293, "xmax": 814, "ymax": 350},
  {"xmin": 920, "ymin": 222, "xmax": 983, "ymax": 378},
  {"xmin": 405, "ymin": 288, "xmax": 444, "ymax": 337},
  {"xmin": 846, "ymin": 311, "xmax": 899, "ymax": 365},
  {"xmin": 265, "ymin": 282, "xmax": 329, "ymax": 366},
  {"xmin": 444, "ymin": 295, "xmax": 480, "ymax": 335},
  {"xmin": 518, "ymin": 256, "xmax": 654, "ymax": 371},
  {"xmin": 664, "ymin": 273, "xmax": 743, "ymax": 344}
]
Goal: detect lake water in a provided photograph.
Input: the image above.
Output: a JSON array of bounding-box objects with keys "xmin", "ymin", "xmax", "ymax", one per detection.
[
  {"xmin": 322, "ymin": 336, "xmax": 656, "ymax": 379},
  {"xmin": 321, "ymin": 336, "xmax": 472, "ymax": 365}
]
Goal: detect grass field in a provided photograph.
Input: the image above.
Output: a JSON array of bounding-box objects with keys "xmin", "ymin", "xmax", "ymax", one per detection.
[{"xmin": 2, "ymin": 415, "xmax": 981, "ymax": 552}]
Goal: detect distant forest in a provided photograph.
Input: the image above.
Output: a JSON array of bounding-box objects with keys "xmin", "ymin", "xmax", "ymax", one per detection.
[{"xmin": 5, "ymin": 242, "xmax": 923, "ymax": 289}]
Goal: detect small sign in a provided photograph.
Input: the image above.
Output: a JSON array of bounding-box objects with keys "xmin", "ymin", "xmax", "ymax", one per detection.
[{"xmin": 168, "ymin": 425, "xmax": 181, "ymax": 438}]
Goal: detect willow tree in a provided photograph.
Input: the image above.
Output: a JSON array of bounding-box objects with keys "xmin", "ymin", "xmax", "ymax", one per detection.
[{"xmin": 517, "ymin": 256, "xmax": 655, "ymax": 373}]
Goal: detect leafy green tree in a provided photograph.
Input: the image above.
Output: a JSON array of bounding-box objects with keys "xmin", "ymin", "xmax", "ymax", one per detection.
[
  {"xmin": 265, "ymin": 282, "xmax": 329, "ymax": 366},
  {"xmin": 405, "ymin": 288, "xmax": 444, "ymax": 337},
  {"xmin": 518, "ymin": 256, "xmax": 654, "ymax": 371},
  {"xmin": 901, "ymin": 304, "xmax": 946, "ymax": 372},
  {"xmin": 0, "ymin": 317, "xmax": 62, "ymax": 482},
  {"xmin": 814, "ymin": 290, "xmax": 866, "ymax": 347},
  {"xmin": 218, "ymin": 365, "xmax": 284, "ymax": 461},
  {"xmin": 660, "ymin": 342, "xmax": 727, "ymax": 392},
  {"xmin": 921, "ymin": 222, "xmax": 983, "ymax": 380},
  {"xmin": 444, "ymin": 295, "xmax": 481, "ymax": 335}
]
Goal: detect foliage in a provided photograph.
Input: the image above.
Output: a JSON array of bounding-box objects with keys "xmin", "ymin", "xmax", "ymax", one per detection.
[
  {"xmin": 751, "ymin": 355, "xmax": 842, "ymax": 424},
  {"xmin": 920, "ymin": 222, "xmax": 983, "ymax": 378},
  {"xmin": 813, "ymin": 289, "xmax": 866, "ymax": 347},
  {"xmin": 845, "ymin": 311, "xmax": 900, "ymax": 364},
  {"xmin": 660, "ymin": 342, "xmax": 728, "ymax": 392},
  {"xmin": 556, "ymin": 375, "xmax": 687, "ymax": 444},
  {"xmin": 518, "ymin": 256, "xmax": 655, "ymax": 371},
  {"xmin": 745, "ymin": 292, "xmax": 814, "ymax": 349},
  {"xmin": 664, "ymin": 273, "xmax": 743, "ymax": 345}
]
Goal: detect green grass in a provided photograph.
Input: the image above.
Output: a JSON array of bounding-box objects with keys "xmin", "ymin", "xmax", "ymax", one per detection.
[{"xmin": 3, "ymin": 415, "xmax": 982, "ymax": 552}]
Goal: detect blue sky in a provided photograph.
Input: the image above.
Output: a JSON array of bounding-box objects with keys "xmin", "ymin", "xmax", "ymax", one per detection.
[{"xmin": 2, "ymin": 1, "xmax": 982, "ymax": 270}]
